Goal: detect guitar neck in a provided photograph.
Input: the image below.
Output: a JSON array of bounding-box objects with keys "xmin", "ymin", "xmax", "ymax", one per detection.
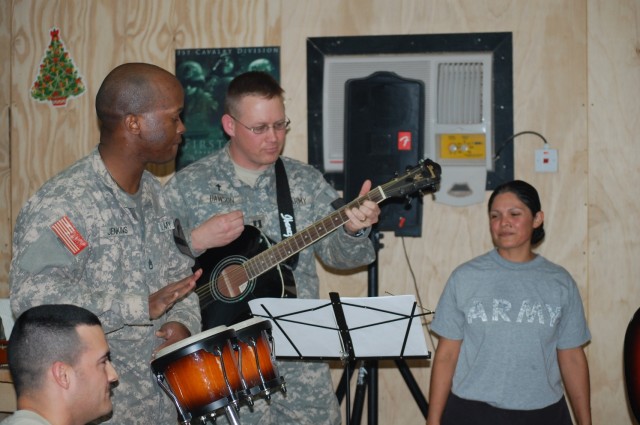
[{"xmin": 244, "ymin": 186, "xmax": 387, "ymax": 279}]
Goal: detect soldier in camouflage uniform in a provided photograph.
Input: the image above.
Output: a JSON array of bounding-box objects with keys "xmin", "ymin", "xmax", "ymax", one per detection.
[
  {"xmin": 2, "ymin": 304, "xmax": 118, "ymax": 425},
  {"xmin": 9, "ymin": 63, "xmax": 210, "ymax": 425},
  {"xmin": 165, "ymin": 71, "xmax": 381, "ymax": 424}
]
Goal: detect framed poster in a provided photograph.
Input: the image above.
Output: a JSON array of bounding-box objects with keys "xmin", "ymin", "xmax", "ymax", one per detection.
[{"xmin": 175, "ymin": 46, "xmax": 280, "ymax": 170}]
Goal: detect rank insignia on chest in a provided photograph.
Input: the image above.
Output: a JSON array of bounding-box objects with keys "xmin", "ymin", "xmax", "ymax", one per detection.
[
  {"xmin": 51, "ymin": 215, "xmax": 88, "ymax": 255},
  {"xmin": 246, "ymin": 215, "xmax": 264, "ymax": 229}
]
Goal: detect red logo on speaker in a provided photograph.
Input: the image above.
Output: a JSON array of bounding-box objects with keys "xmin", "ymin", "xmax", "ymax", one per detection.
[{"xmin": 398, "ymin": 132, "xmax": 412, "ymax": 151}]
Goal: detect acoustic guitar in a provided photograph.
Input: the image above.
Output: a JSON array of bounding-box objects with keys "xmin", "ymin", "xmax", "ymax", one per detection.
[
  {"xmin": 194, "ymin": 159, "xmax": 441, "ymax": 329},
  {"xmin": 625, "ymin": 306, "xmax": 640, "ymax": 422}
]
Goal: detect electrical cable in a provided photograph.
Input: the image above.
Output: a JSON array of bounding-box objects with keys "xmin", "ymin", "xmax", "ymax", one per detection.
[
  {"xmin": 385, "ymin": 237, "xmax": 437, "ymax": 351},
  {"xmin": 493, "ymin": 130, "xmax": 549, "ymax": 161}
]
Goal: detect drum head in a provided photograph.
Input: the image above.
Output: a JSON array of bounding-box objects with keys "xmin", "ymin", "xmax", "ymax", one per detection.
[
  {"xmin": 156, "ymin": 325, "xmax": 228, "ymax": 359},
  {"xmin": 232, "ymin": 317, "xmax": 271, "ymax": 336},
  {"xmin": 152, "ymin": 326, "xmax": 234, "ymax": 372}
]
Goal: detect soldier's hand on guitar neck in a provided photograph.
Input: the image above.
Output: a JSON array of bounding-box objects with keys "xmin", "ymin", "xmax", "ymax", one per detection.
[
  {"xmin": 343, "ymin": 179, "xmax": 381, "ymax": 235},
  {"xmin": 148, "ymin": 268, "xmax": 202, "ymax": 319},
  {"xmin": 191, "ymin": 209, "xmax": 245, "ymax": 251}
]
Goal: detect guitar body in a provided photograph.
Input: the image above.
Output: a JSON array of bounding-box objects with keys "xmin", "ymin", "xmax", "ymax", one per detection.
[
  {"xmin": 194, "ymin": 225, "xmax": 296, "ymax": 329},
  {"xmin": 191, "ymin": 158, "xmax": 442, "ymax": 331},
  {"xmin": 625, "ymin": 306, "xmax": 640, "ymax": 422}
]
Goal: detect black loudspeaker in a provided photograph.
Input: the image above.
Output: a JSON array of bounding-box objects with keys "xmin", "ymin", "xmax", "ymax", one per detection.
[{"xmin": 344, "ymin": 71, "xmax": 424, "ymax": 237}]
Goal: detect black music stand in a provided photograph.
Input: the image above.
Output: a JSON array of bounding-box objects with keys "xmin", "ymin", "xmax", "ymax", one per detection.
[
  {"xmin": 342, "ymin": 228, "xmax": 431, "ymax": 424},
  {"xmin": 248, "ymin": 292, "xmax": 431, "ymax": 425}
]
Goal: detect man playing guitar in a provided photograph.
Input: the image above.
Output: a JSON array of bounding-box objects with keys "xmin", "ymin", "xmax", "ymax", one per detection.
[{"xmin": 166, "ymin": 71, "xmax": 381, "ymax": 425}]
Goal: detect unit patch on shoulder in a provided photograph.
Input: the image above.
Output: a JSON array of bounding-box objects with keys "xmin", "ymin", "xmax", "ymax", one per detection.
[{"xmin": 50, "ymin": 215, "xmax": 88, "ymax": 255}]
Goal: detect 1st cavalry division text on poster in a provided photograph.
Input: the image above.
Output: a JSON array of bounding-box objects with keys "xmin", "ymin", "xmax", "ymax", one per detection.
[{"xmin": 175, "ymin": 47, "xmax": 281, "ymax": 170}]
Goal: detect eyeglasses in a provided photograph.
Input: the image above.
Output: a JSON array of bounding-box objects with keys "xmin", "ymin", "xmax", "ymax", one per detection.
[{"xmin": 229, "ymin": 115, "xmax": 291, "ymax": 135}]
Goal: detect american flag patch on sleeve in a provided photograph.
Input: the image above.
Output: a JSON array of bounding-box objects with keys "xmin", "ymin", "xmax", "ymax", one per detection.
[{"xmin": 50, "ymin": 215, "xmax": 88, "ymax": 255}]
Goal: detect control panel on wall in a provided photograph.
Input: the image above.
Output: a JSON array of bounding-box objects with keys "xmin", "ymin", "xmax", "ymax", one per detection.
[{"xmin": 427, "ymin": 57, "xmax": 494, "ymax": 206}]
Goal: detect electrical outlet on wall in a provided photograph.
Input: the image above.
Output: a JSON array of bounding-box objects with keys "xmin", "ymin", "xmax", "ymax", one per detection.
[{"xmin": 535, "ymin": 148, "xmax": 558, "ymax": 173}]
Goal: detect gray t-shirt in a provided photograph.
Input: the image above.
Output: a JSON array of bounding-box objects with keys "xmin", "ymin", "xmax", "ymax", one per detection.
[
  {"xmin": 431, "ymin": 249, "xmax": 591, "ymax": 410},
  {"xmin": 0, "ymin": 410, "xmax": 51, "ymax": 425}
]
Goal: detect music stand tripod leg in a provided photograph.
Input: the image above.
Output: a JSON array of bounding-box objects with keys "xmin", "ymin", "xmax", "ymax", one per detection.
[
  {"xmin": 337, "ymin": 360, "xmax": 369, "ymax": 425},
  {"xmin": 336, "ymin": 360, "xmax": 356, "ymax": 403},
  {"xmin": 395, "ymin": 358, "xmax": 429, "ymax": 418},
  {"xmin": 350, "ymin": 362, "xmax": 368, "ymax": 425},
  {"xmin": 366, "ymin": 230, "xmax": 380, "ymax": 425},
  {"xmin": 365, "ymin": 228, "xmax": 429, "ymax": 423}
]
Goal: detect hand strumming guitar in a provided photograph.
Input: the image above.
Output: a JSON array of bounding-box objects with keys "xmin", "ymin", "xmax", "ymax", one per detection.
[{"xmin": 191, "ymin": 209, "xmax": 245, "ymax": 251}]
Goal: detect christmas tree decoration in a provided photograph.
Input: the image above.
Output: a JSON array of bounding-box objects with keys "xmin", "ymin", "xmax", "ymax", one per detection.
[{"xmin": 31, "ymin": 28, "xmax": 85, "ymax": 107}]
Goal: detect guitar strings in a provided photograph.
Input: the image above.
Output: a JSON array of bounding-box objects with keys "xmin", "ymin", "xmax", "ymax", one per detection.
[
  {"xmin": 194, "ymin": 162, "xmax": 437, "ymax": 302},
  {"xmin": 194, "ymin": 189, "xmax": 382, "ymax": 301},
  {"xmin": 193, "ymin": 193, "xmax": 376, "ymax": 301}
]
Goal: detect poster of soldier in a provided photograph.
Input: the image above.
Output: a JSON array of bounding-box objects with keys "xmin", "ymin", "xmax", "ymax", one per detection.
[{"xmin": 175, "ymin": 46, "xmax": 281, "ymax": 170}]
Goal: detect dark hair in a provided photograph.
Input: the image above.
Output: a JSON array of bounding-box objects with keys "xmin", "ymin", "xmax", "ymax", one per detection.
[
  {"xmin": 488, "ymin": 180, "xmax": 545, "ymax": 245},
  {"xmin": 224, "ymin": 71, "xmax": 284, "ymax": 116},
  {"xmin": 95, "ymin": 62, "xmax": 178, "ymax": 133},
  {"xmin": 8, "ymin": 304, "xmax": 102, "ymax": 397}
]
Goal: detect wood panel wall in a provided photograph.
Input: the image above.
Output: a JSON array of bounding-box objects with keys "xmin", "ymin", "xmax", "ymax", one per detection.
[
  {"xmin": 1, "ymin": 0, "xmax": 639, "ymax": 423},
  {"xmin": 587, "ymin": 1, "xmax": 640, "ymax": 423},
  {"xmin": 0, "ymin": 0, "xmax": 11, "ymax": 299}
]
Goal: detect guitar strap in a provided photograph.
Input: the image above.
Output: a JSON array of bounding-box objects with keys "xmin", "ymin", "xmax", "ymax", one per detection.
[{"xmin": 275, "ymin": 157, "xmax": 299, "ymax": 270}]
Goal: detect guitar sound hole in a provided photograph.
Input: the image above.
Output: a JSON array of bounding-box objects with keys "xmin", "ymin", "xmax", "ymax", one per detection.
[{"xmin": 216, "ymin": 264, "xmax": 250, "ymax": 299}]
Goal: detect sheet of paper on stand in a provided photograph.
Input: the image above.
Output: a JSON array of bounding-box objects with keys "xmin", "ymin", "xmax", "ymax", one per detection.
[{"xmin": 248, "ymin": 295, "xmax": 430, "ymax": 360}]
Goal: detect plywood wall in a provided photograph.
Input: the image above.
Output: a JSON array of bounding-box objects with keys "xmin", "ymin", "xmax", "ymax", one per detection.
[
  {"xmin": 587, "ymin": 1, "xmax": 640, "ymax": 423},
  {"xmin": 1, "ymin": 0, "xmax": 639, "ymax": 423},
  {"xmin": 0, "ymin": 0, "xmax": 11, "ymax": 299}
]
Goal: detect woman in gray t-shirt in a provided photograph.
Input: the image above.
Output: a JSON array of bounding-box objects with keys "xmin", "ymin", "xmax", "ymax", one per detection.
[{"xmin": 427, "ymin": 180, "xmax": 591, "ymax": 425}]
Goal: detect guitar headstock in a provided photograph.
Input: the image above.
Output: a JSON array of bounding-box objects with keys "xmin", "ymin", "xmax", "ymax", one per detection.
[{"xmin": 381, "ymin": 159, "xmax": 442, "ymax": 199}]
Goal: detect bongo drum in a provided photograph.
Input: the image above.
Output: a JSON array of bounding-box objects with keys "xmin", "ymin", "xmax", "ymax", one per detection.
[
  {"xmin": 232, "ymin": 317, "xmax": 286, "ymax": 400},
  {"xmin": 151, "ymin": 326, "xmax": 244, "ymax": 424}
]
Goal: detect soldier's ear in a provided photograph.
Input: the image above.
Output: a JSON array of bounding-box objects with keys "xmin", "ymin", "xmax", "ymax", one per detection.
[
  {"xmin": 125, "ymin": 114, "xmax": 141, "ymax": 135},
  {"xmin": 221, "ymin": 114, "xmax": 235, "ymax": 137},
  {"xmin": 51, "ymin": 361, "xmax": 72, "ymax": 389}
]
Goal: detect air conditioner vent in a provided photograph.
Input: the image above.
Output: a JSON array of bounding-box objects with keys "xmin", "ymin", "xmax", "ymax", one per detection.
[{"xmin": 437, "ymin": 62, "xmax": 484, "ymax": 125}]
